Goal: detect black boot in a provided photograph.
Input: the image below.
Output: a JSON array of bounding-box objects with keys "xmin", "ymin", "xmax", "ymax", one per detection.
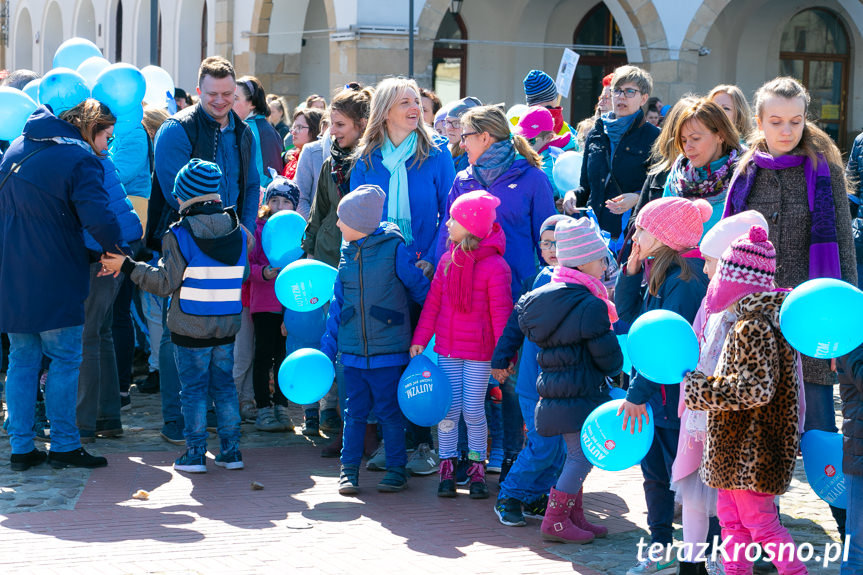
[
  {"xmin": 10, "ymin": 449, "xmax": 47, "ymax": 471},
  {"xmin": 338, "ymin": 464, "xmax": 359, "ymax": 495},
  {"xmin": 677, "ymin": 562, "xmax": 707, "ymax": 575},
  {"xmin": 48, "ymin": 447, "xmax": 108, "ymax": 469}
]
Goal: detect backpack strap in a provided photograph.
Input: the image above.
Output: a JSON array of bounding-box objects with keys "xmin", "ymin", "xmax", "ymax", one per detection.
[{"xmin": 0, "ymin": 143, "xmax": 55, "ymax": 191}]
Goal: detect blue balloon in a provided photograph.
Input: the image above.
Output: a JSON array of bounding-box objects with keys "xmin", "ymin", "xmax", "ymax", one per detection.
[
  {"xmin": 581, "ymin": 399, "xmax": 654, "ymax": 471},
  {"xmin": 22, "ymin": 79, "xmax": 40, "ymax": 104},
  {"xmin": 262, "ymin": 210, "xmax": 306, "ymax": 269},
  {"xmin": 275, "ymin": 260, "xmax": 338, "ymax": 312},
  {"xmin": 278, "ymin": 348, "xmax": 334, "ymax": 405},
  {"xmin": 0, "ymin": 87, "xmax": 38, "ymax": 141},
  {"xmin": 113, "ymin": 106, "xmax": 144, "ymax": 137},
  {"xmin": 53, "ymin": 37, "xmax": 102, "ymax": 71},
  {"xmin": 552, "ymin": 150, "xmax": 583, "ymax": 192},
  {"xmin": 617, "ymin": 334, "xmax": 632, "ymax": 375},
  {"xmin": 38, "ymin": 68, "xmax": 90, "ymax": 115},
  {"xmin": 800, "ymin": 430, "xmax": 847, "ymax": 509},
  {"xmin": 779, "ymin": 278, "xmax": 863, "ymax": 359},
  {"xmin": 422, "ymin": 335, "xmax": 439, "ymax": 364},
  {"xmin": 91, "ymin": 64, "xmax": 146, "ymax": 117},
  {"xmin": 627, "ymin": 310, "xmax": 698, "ymax": 384},
  {"xmin": 77, "ymin": 56, "xmax": 111, "ymax": 88},
  {"xmin": 397, "ymin": 355, "xmax": 452, "ymax": 427}
]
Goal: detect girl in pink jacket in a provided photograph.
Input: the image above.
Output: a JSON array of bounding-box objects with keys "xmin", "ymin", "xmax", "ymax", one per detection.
[
  {"xmin": 248, "ymin": 176, "xmax": 301, "ymax": 433},
  {"xmin": 410, "ymin": 190, "xmax": 513, "ymax": 499}
]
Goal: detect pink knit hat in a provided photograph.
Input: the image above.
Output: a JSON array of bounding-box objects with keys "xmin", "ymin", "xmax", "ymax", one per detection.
[
  {"xmin": 635, "ymin": 197, "xmax": 713, "ymax": 252},
  {"xmin": 705, "ymin": 225, "xmax": 776, "ymax": 313},
  {"xmin": 513, "ymin": 106, "xmax": 554, "ymax": 139},
  {"xmin": 450, "ymin": 190, "xmax": 501, "ymax": 238}
]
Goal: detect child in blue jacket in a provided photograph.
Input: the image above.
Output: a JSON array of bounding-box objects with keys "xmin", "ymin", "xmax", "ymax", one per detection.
[
  {"xmin": 614, "ymin": 197, "xmax": 711, "ymax": 574},
  {"xmin": 321, "ymin": 185, "xmax": 430, "ymax": 495}
]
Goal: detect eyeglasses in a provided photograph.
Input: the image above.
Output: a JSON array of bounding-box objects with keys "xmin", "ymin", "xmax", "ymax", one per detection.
[
  {"xmin": 291, "ymin": 124, "xmax": 309, "ymax": 132},
  {"xmin": 612, "ymin": 88, "xmax": 642, "ymax": 98},
  {"xmin": 538, "ymin": 240, "xmax": 556, "ymax": 250},
  {"xmin": 445, "ymin": 119, "xmax": 461, "ymax": 129},
  {"xmin": 106, "ymin": 135, "xmax": 115, "ymax": 145},
  {"xmin": 460, "ymin": 132, "xmax": 478, "ymax": 143}
]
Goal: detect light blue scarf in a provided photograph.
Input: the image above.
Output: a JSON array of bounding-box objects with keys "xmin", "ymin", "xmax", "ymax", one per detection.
[
  {"xmin": 381, "ymin": 131, "xmax": 418, "ymax": 244},
  {"xmin": 602, "ymin": 111, "xmax": 638, "ymax": 159}
]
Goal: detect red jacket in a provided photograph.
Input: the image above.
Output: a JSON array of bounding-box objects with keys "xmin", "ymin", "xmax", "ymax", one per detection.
[
  {"xmin": 412, "ymin": 224, "xmax": 512, "ymax": 361},
  {"xmin": 248, "ymin": 217, "xmax": 284, "ymax": 314}
]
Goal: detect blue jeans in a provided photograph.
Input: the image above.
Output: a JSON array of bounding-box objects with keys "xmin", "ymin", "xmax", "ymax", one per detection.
[
  {"xmin": 159, "ymin": 297, "xmax": 183, "ymax": 427},
  {"xmin": 342, "ymin": 365, "xmax": 406, "ymax": 468},
  {"xmin": 843, "ymin": 473, "xmax": 863, "ymax": 575},
  {"xmin": 174, "ymin": 343, "xmax": 241, "ymax": 455},
  {"xmin": 501, "ymin": 375, "xmax": 524, "ymax": 456},
  {"xmin": 499, "ymin": 395, "xmax": 566, "ymax": 503},
  {"xmin": 6, "ymin": 326, "xmax": 84, "ymax": 453},
  {"xmin": 641, "ymin": 425, "xmax": 679, "ymax": 545}
]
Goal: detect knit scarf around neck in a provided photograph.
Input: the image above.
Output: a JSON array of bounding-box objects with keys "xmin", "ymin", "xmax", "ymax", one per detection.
[
  {"xmin": 667, "ymin": 149, "xmax": 738, "ymax": 200},
  {"xmin": 472, "ymin": 139, "xmax": 516, "ymax": 188},
  {"xmin": 329, "ymin": 139, "xmax": 355, "ymax": 197},
  {"xmin": 602, "ymin": 111, "xmax": 638, "ymax": 158},
  {"xmin": 723, "ymin": 150, "xmax": 841, "ymax": 280},
  {"xmin": 447, "ymin": 240, "xmax": 499, "ymax": 313},
  {"xmin": 381, "ymin": 132, "xmax": 418, "ymax": 244},
  {"xmin": 552, "ymin": 265, "xmax": 619, "ymax": 323}
]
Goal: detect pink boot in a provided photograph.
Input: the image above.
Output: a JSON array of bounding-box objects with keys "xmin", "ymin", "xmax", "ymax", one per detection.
[
  {"xmin": 571, "ymin": 488, "xmax": 608, "ymax": 538},
  {"xmin": 540, "ymin": 487, "xmax": 594, "ymax": 544}
]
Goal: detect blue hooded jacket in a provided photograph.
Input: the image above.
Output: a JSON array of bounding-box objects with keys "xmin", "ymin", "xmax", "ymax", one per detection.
[
  {"xmin": 0, "ymin": 106, "xmax": 124, "ymax": 333},
  {"xmin": 83, "ymin": 156, "xmax": 142, "ymax": 251}
]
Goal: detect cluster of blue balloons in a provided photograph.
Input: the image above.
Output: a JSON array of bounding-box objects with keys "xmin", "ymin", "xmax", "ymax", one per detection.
[
  {"xmin": 0, "ymin": 37, "xmax": 179, "ymax": 144},
  {"xmin": 397, "ymin": 355, "xmax": 452, "ymax": 427},
  {"xmin": 780, "ymin": 278, "xmax": 863, "ymax": 359},
  {"xmin": 581, "ymin": 399, "xmax": 654, "ymax": 471},
  {"xmin": 800, "ymin": 430, "xmax": 847, "ymax": 508},
  {"xmin": 278, "ymin": 348, "xmax": 334, "ymax": 405},
  {"xmin": 627, "ymin": 310, "xmax": 699, "ymax": 384}
]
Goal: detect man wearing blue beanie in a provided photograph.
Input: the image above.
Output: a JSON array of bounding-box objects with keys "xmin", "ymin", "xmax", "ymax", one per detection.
[{"xmin": 101, "ymin": 158, "xmax": 250, "ymax": 474}]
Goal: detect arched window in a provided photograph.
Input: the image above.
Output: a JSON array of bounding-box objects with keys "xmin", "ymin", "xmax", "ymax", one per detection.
[
  {"xmin": 114, "ymin": 0, "xmax": 123, "ymax": 62},
  {"xmin": 570, "ymin": 3, "xmax": 626, "ymax": 125},
  {"xmin": 201, "ymin": 1, "xmax": 208, "ymax": 61},
  {"xmin": 780, "ymin": 8, "xmax": 850, "ymax": 148},
  {"xmin": 432, "ymin": 10, "xmax": 467, "ymax": 102}
]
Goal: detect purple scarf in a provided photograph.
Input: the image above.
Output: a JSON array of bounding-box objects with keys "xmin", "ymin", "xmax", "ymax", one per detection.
[{"xmin": 723, "ymin": 150, "xmax": 840, "ymax": 280}]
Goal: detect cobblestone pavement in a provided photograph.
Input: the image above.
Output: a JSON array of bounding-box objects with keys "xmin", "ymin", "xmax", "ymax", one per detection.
[{"xmin": 0, "ymin": 379, "xmax": 846, "ymax": 574}]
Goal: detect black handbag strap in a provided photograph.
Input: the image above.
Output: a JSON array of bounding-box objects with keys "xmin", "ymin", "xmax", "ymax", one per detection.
[{"xmin": 0, "ymin": 143, "xmax": 55, "ymax": 191}]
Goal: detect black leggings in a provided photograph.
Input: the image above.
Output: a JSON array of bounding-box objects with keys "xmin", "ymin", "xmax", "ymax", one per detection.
[{"xmin": 252, "ymin": 312, "xmax": 288, "ymax": 409}]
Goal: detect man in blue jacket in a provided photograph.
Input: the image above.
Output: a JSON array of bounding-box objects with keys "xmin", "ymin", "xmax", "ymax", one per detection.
[
  {"xmin": 148, "ymin": 56, "xmax": 260, "ymax": 443},
  {"xmin": 0, "ymin": 105, "xmax": 125, "ymax": 470}
]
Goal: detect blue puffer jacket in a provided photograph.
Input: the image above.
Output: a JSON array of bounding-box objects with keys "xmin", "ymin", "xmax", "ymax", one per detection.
[
  {"xmin": 321, "ymin": 223, "xmax": 430, "ymax": 369},
  {"xmin": 83, "ymin": 156, "xmax": 142, "ymax": 251},
  {"xmin": 0, "ymin": 106, "xmax": 124, "ymax": 333},
  {"xmin": 839, "ymin": 343, "xmax": 863, "ymax": 476},
  {"xmin": 614, "ymin": 256, "xmax": 708, "ymax": 428},
  {"xmin": 350, "ymin": 135, "xmax": 456, "ymax": 264},
  {"xmin": 518, "ymin": 281, "xmax": 623, "ymax": 437},
  {"xmin": 109, "ymin": 123, "xmax": 151, "ymax": 199},
  {"xmin": 491, "ymin": 267, "xmax": 553, "ymax": 401},
  {"xmin": 576, "ymin": 110, "xmax": 660, "ymax": 238}
]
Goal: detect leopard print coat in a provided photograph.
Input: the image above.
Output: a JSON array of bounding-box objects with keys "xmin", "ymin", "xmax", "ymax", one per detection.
[{"xmin": 683, "ymin": 291, "xmax": 801, "ymax": 495}]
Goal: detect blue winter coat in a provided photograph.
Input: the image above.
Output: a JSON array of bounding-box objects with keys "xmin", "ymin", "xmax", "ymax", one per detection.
[
  {"xmin": 321, "ymin": 223, "xmax": 430, "ymax": 369},
  {"xmin": 839, "ymin": 343, "xmax": 863, "ymax": 476},
  {"xmin": 614, "ymin": 256, "xmax": 708, "ymax": 429},
  {"xmin": 350, "ymin": 136, "xmax": 456, "ymax": 264},
  {"xmin": 0, "ymin": 106, "xmax": 124, "ymax": 333},
  {"xmin": 518, "ymin": 281, "xmax": 623, "ymax": 437},
  {"xmin": 576, "ymin": 110, "xmax": 660, "ymax": 238},
  {"xmin": 440, "ymin": 158, "xmax": 557, "ymax": 302},
  {"xmin": 83, "ymin": 156, "xmax": 142, "ymax": 251},
  {"xmin": 109, "ymin": 123, "xmax": 151, "ymax": 199},
  {"xmin": 491, "ymin": 267, "xmax": 553, "ymax": 401}
]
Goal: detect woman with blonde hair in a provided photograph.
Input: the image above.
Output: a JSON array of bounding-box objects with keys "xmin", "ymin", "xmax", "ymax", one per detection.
[
  {"xmin": 707, "ymin": 84, "xmax": 752, "ymax": 143},
  {"xmin": 351, "ymin": 77, "xmax": 455, "ymax": 272}
]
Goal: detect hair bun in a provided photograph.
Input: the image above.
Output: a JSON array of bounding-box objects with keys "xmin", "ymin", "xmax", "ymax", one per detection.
[
  {"xmin": 748, "ymin": 225, "xmax": 768, "ymax": 243},
  {"xmin": 693, "ymin": 199, "xmax": 713, "ymax": 223}
]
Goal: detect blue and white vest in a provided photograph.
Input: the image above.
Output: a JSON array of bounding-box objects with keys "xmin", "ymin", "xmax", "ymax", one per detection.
[{"xmin": 172, "ymin": 225, "xmax": 247, "ymax": 316}]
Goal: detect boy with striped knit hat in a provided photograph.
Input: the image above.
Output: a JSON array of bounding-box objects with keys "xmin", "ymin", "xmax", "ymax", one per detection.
[{"xmin": 101, "ymin": 159, "xmax": 250, "ymax": 473}]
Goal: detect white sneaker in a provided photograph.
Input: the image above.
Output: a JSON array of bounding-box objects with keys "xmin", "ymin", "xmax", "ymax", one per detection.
[{"xmin": 627, "ymin": 546, "xmax": 677, "ymax": 575}]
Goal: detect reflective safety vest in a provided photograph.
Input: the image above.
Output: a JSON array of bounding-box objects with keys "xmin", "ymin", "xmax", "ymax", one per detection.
[{"xmin": 172, "ymin": 225, "xmax": 247, "ymax": 316}]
